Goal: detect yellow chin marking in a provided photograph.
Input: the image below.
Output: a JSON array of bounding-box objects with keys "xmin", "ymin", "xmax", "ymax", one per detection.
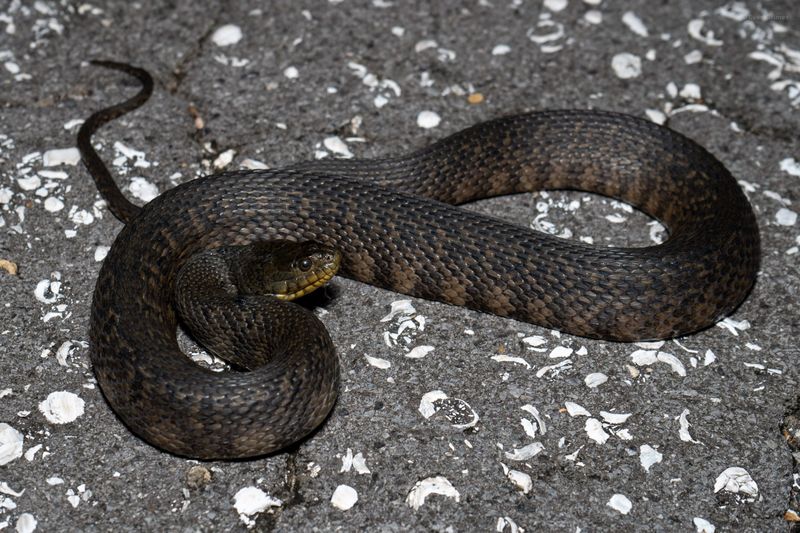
[{"xmin": 274, "ymin": 267, "xmax": 338, "ymax": 301}]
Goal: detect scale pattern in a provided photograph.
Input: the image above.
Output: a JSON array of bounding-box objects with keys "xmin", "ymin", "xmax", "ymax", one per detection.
[{"xmin": 82, "ymin": 65, "xmax": 760, "ymax": 459}]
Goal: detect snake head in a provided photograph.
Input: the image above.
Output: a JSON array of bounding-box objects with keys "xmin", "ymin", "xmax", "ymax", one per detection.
[{"xmin": 231, "ymin": 240, "xmax": 342, "ymax": 300}]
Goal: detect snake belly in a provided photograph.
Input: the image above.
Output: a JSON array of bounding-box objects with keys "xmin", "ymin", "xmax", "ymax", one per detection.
[{"xmin": 88, "ymin": 106, "xmax": 759, "ymax": 459}]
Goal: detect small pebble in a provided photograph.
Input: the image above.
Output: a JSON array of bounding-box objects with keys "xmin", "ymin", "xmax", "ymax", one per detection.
[
  {"xmin": 611, "ymin": 53, "xmax": 642, "ymax": 79},
  {"xmin": 491, "ymin": 45, "xmax": 511, "ymax": 56},
  {"xmin": 417, "ymin": 111, "xmax": 441, "ymax": 129},
  {"xmin": 186, "ymin": 466, "xmax": 212, "ymax": 489},
  {"xmin": 331, "ymin": 484, "xmax": 358, "ymax": 510},
  {"xmin": 212, "ymin": 24, "xmax": 243, "ymax": 47},
  {"xmin": 607, "ymin": 493, "xmax": 633, "ymax": 514}
]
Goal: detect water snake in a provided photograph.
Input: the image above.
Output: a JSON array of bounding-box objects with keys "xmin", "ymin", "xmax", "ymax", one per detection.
[{"xmin": 79, "ymin": 61, "xmax": 760, "ymax": 459}]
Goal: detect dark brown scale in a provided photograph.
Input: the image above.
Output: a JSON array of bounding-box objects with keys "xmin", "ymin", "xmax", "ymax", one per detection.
[{"xmin": 80, "ymin": 61, "xmax": 759, "ymax": 459}]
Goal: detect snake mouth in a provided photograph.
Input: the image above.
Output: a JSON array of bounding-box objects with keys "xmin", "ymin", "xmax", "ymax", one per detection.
[{"xmin": 275, "ymin": 252, "xmax": 342, "ymax": 301}]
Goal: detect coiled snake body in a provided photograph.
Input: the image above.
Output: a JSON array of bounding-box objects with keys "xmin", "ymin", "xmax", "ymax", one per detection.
[{"xmin": 80, "ymin": 62, "xmax": 759, "ymax": 459}]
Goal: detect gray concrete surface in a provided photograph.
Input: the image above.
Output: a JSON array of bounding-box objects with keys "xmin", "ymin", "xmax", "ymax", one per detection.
[{"xmin": 1, "ymin": 0, "xmax": 799, "ymax": 531}]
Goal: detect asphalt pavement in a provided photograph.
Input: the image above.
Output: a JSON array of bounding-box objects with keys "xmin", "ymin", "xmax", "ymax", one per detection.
[{"xmin": 1, "ymin": 0, "xmax": 799, "ymax": 531}]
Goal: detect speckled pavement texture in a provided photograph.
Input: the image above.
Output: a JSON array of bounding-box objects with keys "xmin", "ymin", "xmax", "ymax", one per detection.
[{"xmin": 1, "ymin": 1, "xmax": 799, "ymax": 531}]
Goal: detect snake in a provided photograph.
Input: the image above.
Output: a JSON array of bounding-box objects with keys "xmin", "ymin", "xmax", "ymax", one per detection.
[{"xmin": 78, "ymin": 60, "xmax": 760, "ymax": 459}]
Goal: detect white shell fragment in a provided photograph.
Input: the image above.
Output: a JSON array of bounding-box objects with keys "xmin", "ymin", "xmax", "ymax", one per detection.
[
  {"xmin": 497, "ymin": 517, "xmax": 522, "ymax": 533},
  {"xmin": 128, "ymin": 177, "xmax": 159, "ymax": 202},
  {"xmin": 600, "ymin": 411, "xmax": 632, "ymax": 424},
  {"xmin": 780, "ymin": 157, "xmax": 800, "ymax": 177},
  {"xmin": 521, "ymin": 404, "xmax": 546, "ymax": 435},
  {"xmin": 330, "ymin": 485, "xmax": 358, "ymax": 511},
  {"xmin": 693, "ymin": 517, "xmax": 716, "ymax": 532},
  {"xmin": 405, "ymin": 345, "xmax": 434, "ymax": 359},
  {"xmin": 536, "ymin": 359, "xmax": 573, "ymax": 378},
  {"xmin": 43, "ymin": 148, "xmax": 80, "ymax": 166},
  {"xmin": 24, "ymin": 444, "xmax": 42, "ymax": 461},
  {"xmin": 630, "ymin": 350, "xmax": 686, "ymax": 376},
  {"xmin": 492, "ymin": 45, "xmax": 511, "ymax": 56},
  {"xmin": 680, "ymin": 83, "xmax": 702, "ymax": 100},
  {"xmin": 564, "ymin": 402, "xmax": 591, "ymax": 417},
  {"xmin": 418, "ymin": 391, "xmax": 479, "ymax": 429},
  {"xmin": 527, "ymin": 19, "xmax": 564, "ymax": 47},
  {"xmin": 714, "ymin": 467, "xmax": 758, "ymax": 500},
  {"xmin": 655, "ymin": 352, "xmax": 686, "ymax": 376},
  {"xmin": 233, "ymin": 487, "xmax": 282, "ymax": 522},
  {"xmin": 522, "ymin": 335, "xmax": 547, "ymax": 348},
  {"xmin": 776, "ymin": 208, "xmax": 797, "ymax": 226},
  {"xmin": 381, "ymin": 299, "xmax": 415, "ymax": 322},
  {"xmin": 717, "ymin": 2, "xmax": 750, "ymax": 21},
  {"xmin": 322, "ymin": 136, "xmax": 353, "ymax": 158},
  {"xmin": 113, "ymin": 142, "xmax": 149, "ymax": 167},
  {"xmin": 0, "ymin": 188, "xmax": 13, "ymax": 204},
  {"xmin": 347, "ymin": 61, "xmax": 402, "ymax": 107},
  {"xmin": 584, "ymin": 373, "xmax": 608, "ymax": 388},
  {"xmin": 678, "ymin": 409, "xmax": 700, "ymax": 443},
  {"xmin": 213, "ymin": 149, "xmax": 236, "ymax": 169},
  {"xmin": 505, "ymin": 468, "xmax": 532, "ymax": 494},
  {"xmin": 414, "ymin": 39, "xmax": 437, "ymax": 53},
  {"xmin": 612, "ymin": 53, "xmax": 642, "ymax": 79},
  {"xmin": 364, "ymin": 355, "xmax": 391, "ymax": 369},
  {"xmin": 687, "ymin": 19, "xmax": 723, "ymax": 47},
  {"xmin": 340, "ymin": 448, "xmax": 371, "ymax": 475},
  {"xmin": 622, "ymin": 11, "xmax": 648, "ymax": 37},
  {"xmin": 549, "ymin": 346, "xmax": 572, "ymax": 359},
  {"xmin": 417, "ymin": 111, "xmax": 441, "ymax": 129},
  {"xmin": 70, "ymin": 208, "xmax": 94, "ymax": 225},
  {"xmin": 637, "ymin": 340, "xmax": 665, "ymax": 350},
  {"xmin": 17, "ymin": 176, "xmax": 41, "ymax": 191},
  {"xmin": 490, "ymin": 354, "xmax": 530, "ymax": 368},
  {"xmin": 585, "ymin": 418, "xmax": 609, "ymax": 444},
  {"xmin": 615, "ymin": 428, "xmax": 634, "ymax": 441},
  {"xmin": 94, "ymin": 246, "xmax": 110, "ymax": 262},
  {"xmin": 284, "ymin": 66, "xmax": 299, "ymax": 79},
  {"xmin": 1, "ymin": 482, "xmax": 24, "ymax": 497},
  {"xmin": 521, "ymin": 418, "xmax": 537, "ymax": 438},
  {"xmin": 607, "ymin": 493, "xmax": 633, "ymax": 514},
  {"xmin": 352, "ymin": 453, "xmax": 370, "ymax": 475},
  {"xmin": 240, "ymin": 158, "xmax": 268, "ymax": 170},
  {"xmin": 0, "ymin": 423, "xmax": 24, "ymax": 466},
  {"xmin": 543, "ymin": 0, "xmax": 566, "ymax": 11},
  {"xmin": 716, "ymin": 318, "xmax": 751, "ymax": 336},
  {"xmin": 584, "ymin": 10, "xmax": 602, "ymax": 24},
  {"xmin": 631, "ymin": 350, "xmax": 658, "ymax": 366},
  {"xmin": 15, "ymin": 513, "xmax": 37, "ymax": 533},
  {"xmin": 419, "ymin": 390, "xmax": 448, "ymax": 419},
  {"xmin": 406, "ymin": 476, "xmax": 460, "ymax": 510},
  {"xmin": 34, "ymin": 278, "xmax": 60, "ymax": 304},
  {"xmin": 504, "ymin": 442, "xmax": 545, "ymax": 461},
  {"xmin": 44, "ymin": 197, "xmax": 64, "ymax": 212},
  {"xmin": 639, "ymin": 444, "xmax": 663, "ymax": 472},
  {"xmin": 67, "ymin": 490, "xmax": 80, "ymax": 508},
  {"xmin": 38, "ymin": 391, "xmax": 85, "ymax": 424},
  {"xmin": 55, "ymin": 340, "xmax": 75, "ymax": 366},
  {"xmin": 212, "ymin": 24, "xmax": 243, "ymax": 47},
  {"xmin": 684, "ymin": 50, "xmax": 703, "ymax": 64}
]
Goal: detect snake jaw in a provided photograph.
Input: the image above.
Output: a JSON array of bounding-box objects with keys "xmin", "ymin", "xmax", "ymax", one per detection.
[
  {"xmin": 277, "ymin": 250, "xmax": 342, "ymax": 301},
  {"xmin": 275, "ymin": 268, "xmax": 337, "ymax": 300}
]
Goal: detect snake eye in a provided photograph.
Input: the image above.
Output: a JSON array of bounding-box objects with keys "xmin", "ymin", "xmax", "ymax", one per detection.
[{"xmin": 298, "ymin": 258, "xmax": 313, "ymax": 271}]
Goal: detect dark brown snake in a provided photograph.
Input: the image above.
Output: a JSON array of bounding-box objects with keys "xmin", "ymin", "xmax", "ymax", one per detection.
[{"xmin": 79, "ymin": 61, "xmax": 760, "ymax": 459}]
